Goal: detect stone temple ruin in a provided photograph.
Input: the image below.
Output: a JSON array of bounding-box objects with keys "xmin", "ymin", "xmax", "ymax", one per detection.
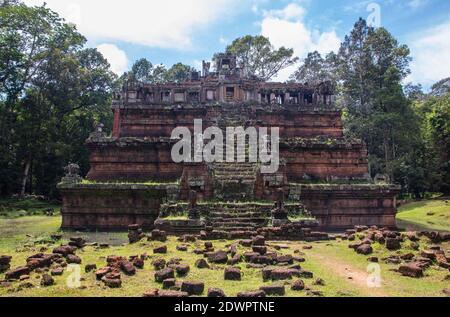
[{"xmin": 58, "ymin": 53, "xmax": 400, "ymax": 237}]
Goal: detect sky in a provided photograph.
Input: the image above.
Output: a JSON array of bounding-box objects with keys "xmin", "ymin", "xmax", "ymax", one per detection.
[{"xmin": 23, "ymin": 0, "xmax": 450, "ymax": 90}]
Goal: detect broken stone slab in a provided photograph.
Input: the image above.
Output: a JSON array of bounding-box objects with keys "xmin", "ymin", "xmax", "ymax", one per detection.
[
  {"xmin": 399, "ymin": 263, "xmax": 424, "ymax": 278},
  {"xmin": 195, "ymin": 258, "xmax": 210, "ymax": 269},
  {"xmin": 207, "ymin": 250, "xmax": 228, "ymax": 264},
  {"xmin": 40, "ymin": 274, "xmax": 54, "ymax": 287},
  {"xmin": 5, "ymin": 266, "xmax": 30, "ymax": 281},
  {"xmin": 162, "ymin": 278, "xmax": 177, "ymax": 290},
  {"xmin": 175, "ymin": 264, "xmax": 190, "ymax": 276},
  {"xmin": 291, "ymin": 279, "xmax": 305, "ymax": 291},
  {"xmin": 260, "ymin": 284, "xmax": 285, "ymax": 296},
  {"xmin": 181, "ymin": 281, "xmax": 204, "ymax": 295},
  {"xmin": 153, "ymin": 245, "xmax": 168, "ymax": 254},
  {"xmin": 224, "ymin": 267, "xmax": 241, "ymax": 281},
  {"xmin": 386, "ymin": 238, "xmax": 401, "ymax": 251},
  {"xmin": 152, "ymin": 258, "xmax": 166, "ymax": 270},
  {"xmin": 95, "ymin": 267, "xmax": 112, "ymax": 280},
  {"xmin": 66, "ymin": 254, "xmax": 82, "ymax": 264},
  {"xmin": 102, "ymin": 272, "xmax": 122, "ymax": 288},
  {"xmin": 120, "ymin": 260, "xmax": 136, "ymax": 276},
  {"xmin": 52, "ymin": 245, "xmax": 76, "ymax": 257},
  {"xmin": 132, "ymin": 257, "xmax": 145, "ymax": 269},
  {"xmin": 356, "ymin": 244, "xmax": 373, "ymax": 255},
  {"xmin": 51, "ymin": 267, "xmax": 64, "ymax": 276},
  {"xmin": 237, "ymin": 290, "xmax": 266, "ymax": 297},
  {"xmin": 85, "ymin": 264, "xmax": 97, "ymax": 273},
  {"xmin": 155, "ymin": 268, "xmax": 175, "ymax": 283},
  {"xmin": 252, "ymin": 246, "xmax": 267, "ymax": 255},
  {"xmin": 208, "ymin": 288, "xmax": 226, "ymax": 297}
]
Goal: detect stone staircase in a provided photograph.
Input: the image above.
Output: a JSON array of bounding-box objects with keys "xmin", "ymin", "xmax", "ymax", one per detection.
[{"xmin": 206, "ymin": 203, "xmax": 270, "ymax": 233}]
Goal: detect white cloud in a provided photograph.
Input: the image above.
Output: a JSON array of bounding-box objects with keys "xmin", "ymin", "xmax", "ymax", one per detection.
[
  {"xmin": 263, "ymin": 3, "xmax": 305, "ymax": 21},
  {"xmin": 260, "ymin": 3, "xmax": 341, "ymax": 81},
  {"xmin": 23, "ymin": 0, "xmax": 238, "ymax": 49},
  {"xmin": 219, "ymin": 36, "xmax": 229, "ymax": 45},
  {"xmin": 407, "ymin": 21, "xmax": 450, "ymax": 88},
  {"xmin": 96, "ymin": 44, "xmax": 129, "ymax": 75},
  {"xmin": 408, "ymin": 0, "xmax": 428, "ymax": 9}
]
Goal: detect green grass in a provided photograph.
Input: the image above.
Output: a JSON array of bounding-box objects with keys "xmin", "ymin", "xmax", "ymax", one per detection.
[
  {"xmin": 0, "ymin": 198, "xmax": 449, "ymax": 297},
  {"xmin": 396, "ymin": 199, "xmax": 450, "ymax": 232}
]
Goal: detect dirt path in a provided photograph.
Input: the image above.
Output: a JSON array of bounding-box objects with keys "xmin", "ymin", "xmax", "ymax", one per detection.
[{"xmin": 308, "ymin": 252, "xmax": 389, "ymax": 297}]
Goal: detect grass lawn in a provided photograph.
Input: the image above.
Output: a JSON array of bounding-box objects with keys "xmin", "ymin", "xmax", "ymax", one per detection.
[
  {"xmin": 0, "ymin": 198, "xmax": 449, "ymax": 297},
  {"xmin": 396, "ymin": 199, "xmax": 450, "ymax": 232}
]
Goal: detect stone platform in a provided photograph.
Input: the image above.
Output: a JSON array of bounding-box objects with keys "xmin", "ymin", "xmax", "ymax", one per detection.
[{"xmin": 57, "ymin": 183, "xmax": 168, "ymax": 231}]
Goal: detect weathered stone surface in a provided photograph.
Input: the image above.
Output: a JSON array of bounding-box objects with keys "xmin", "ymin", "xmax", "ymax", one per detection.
[
  {"xmin": 85, "ymin": 264, "xmax": 97, "ymax": 273},
  {"xmin": 120, "ymin": 260, "xmax": 136, "ymax": 276},
  {"xmin": 162, "ymin": 278, "xmax": 177, "ymax": 289},
  {"xmin": 155, "ymin": 268, "xmax": 175, "ymax": 283},
  {"xmin": 224, "ymin": 267, "xmax": 241, "ymax": 281},
  {"xmin": 151, "ymin": 229, "xmax": 167, "ymax": 242},
  {"xmin": 66, "ymin": 254, "xmax": 82, "ymax": 264},
  {"xmin": 102, "ymin": 272, "xmax": 122, "ymax": 288},
  {"xmin": 276, "ymin": 254, "xmax": 294, "ymax": 264},
  {"xmin": 176, "ymin": 245, "xmax": 188, "ymax": 252},
  {"xmin": 207, "ymin": 250, "xmax": 228, "ymax": 264},
  {"xmin": 181, "ymin": 281, "xmax": 204, "ymax": 295},
  {"xmin": 132, "ymin": 257, "xmax": 145, "ymax": 269},
  {"xmin": 95, "ymin": 267, "xmax": 112, "ymax": 280},
  {"xmin": 386, "ymin": 238, "xmax": 401, "ymax": 251},
  {"xmin": 195, "ymin": 258, "xmax": 210, "ymax": 269},
  {"xmin": 158, "ymin": 290, "xmax": 189, "ymax": 298},
  {"xmin": 52, "ymin": 245, "xmax": 76, "ymax": 256},
  {"xmin": 5, "ymin": 266, "xmax": 30, "ymax": 280},
  {"xmin": 40, "ymin": 274, "xmax": 54, "ymax": 287},
  {"xmin": 252, "ymin": 236, "xmax": 265, "ymax": 246},
  {"xmin": 175, "ymin": 264, "xmax": 190, "ymax": 276},
  {"xmin": 260, "ymin": 284, "xmax": 285, "ymax": 296},
  {"xmin": 237, "ymin": 290, "xmax": 266, "ymax": 297},
  {"xmin": 291, "ymin": 279, "xmax": 305, "ymax": 291},
  {"xmin": 252, "ymin": 246, "xmax": 267, "ymax": 255},
  {"xmin": 208, "ymin": 288, "xmax": 226, "ymax": 297},
  {"xmin": 153, "ymin": 245, "xmax": 168, "ymax": 254},
  {"xmin": 356, "ymin": 244, "xmax": 373, "ymax": 255},
  {"xmin": 270, "ymin": 268, "xmax": 293, "ymax": 280},
  {"xmin": 399, "ymin": 263, "xmax": 423, "ymax": 278},
  {"xmin": 152, "ymin": 258, "xmax": 166, "ymax": 270},
  {"xmin": 69, "ymin": 237, "xmax": 86, "ymax": 248},
  {"xmin": 51, "ymin": 267, "xmax": 64, "ymax": 276}
]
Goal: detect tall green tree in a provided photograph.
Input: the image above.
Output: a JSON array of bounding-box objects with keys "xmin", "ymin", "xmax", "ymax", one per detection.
[
  {"xmin": 291, "ymin": 51, "xmax": 338, "ymax": 84},
  {"xmin": 0, "ymin": 2, "xmax": 115, "ymax": 197},
  {"xmin": 223, "ymin": 35, "xmax": 298, "ymax": 81}
]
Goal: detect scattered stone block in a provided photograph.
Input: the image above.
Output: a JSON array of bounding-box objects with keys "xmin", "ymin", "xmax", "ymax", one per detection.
[
  {"xmin": 181, "ymin": 281, "xmax": 204, "ymax": 295},
  {"xmin": 260, "ymin": 284, "xmax": 285, "ymax": 296},
  {"xmin": 152, "ymin": 258, "xmax": 166, "ymax": 270},
  {"xmin": 40, "ymin": 274, "xmax": 54, "ymax": 287},
  {"xmin": 237, "ymin": 290, "xmax": 266, "ymax": 297},
  {"xmin": 66, "ymin": 254, "xmax": 82, "ymax": 264},
  {"xmin": 175, "ymin": 264, "xmax": 190, "ymax": 276},
  {"xmin": 207, "ymin": 250, "xmax": 228, "ymax": 264},
  {"xmin": 155, "ymin": 268, "xmax": 175, "ymax": 283},
  {"xmin": 399, "ymin": 263, "xmax": 423, "ymax": 278},
  {"xmin": 153, "ymin": 245, "xmax": 168, "ymax": 254},
  {"xmin": 195, "ymin": 259, "xmax": 210, "ymax": 269},
  {"xmin": 291, "ymin": 279, "xmax": 305, "ymax": 291},
  {"xmin": 224, "ymin": 267, "xmax": 241, "ymax": 281},
  {"xmin": 208, "ymin": 288, "xmax": 226, "ymax": 297},
  {"xmin": 163, "ymin": 278, "xmax": 177, "ymax": 289}
]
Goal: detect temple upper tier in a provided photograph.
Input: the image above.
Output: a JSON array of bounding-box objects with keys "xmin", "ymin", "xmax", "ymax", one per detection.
[{"xmin": 112, "ymin": 53, "xmax": 335, "ymax": 107}]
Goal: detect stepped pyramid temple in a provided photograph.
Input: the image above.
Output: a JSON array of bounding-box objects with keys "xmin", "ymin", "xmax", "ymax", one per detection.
[{"xmin": 58, "ymin": 54, "xmax": 400, "ymax": 237}]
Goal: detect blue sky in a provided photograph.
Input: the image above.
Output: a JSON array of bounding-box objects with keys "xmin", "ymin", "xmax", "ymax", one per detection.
[{"xmin": 24, "ymin": 0, "xmax": 450, "ymax": 90}]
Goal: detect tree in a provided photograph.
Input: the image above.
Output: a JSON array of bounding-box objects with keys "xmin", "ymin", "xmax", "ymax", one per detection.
[
  {"xmin": 291, "ymin": 51, "xmax": 337, "ymax": 84},
  {"xmin": 223, "ymin": 35, "xmax": 298, "ymax": 81},
  {"xmin": 130, "ymin": 58, "xmax": 153, "ymax": 83},
  {"xmin": 165, "ymin": 63, "xmax": 195, "ymax": 83},
  {"xmin": 0, "ymin": 2, "xmax": 115, "ymax": 197}
]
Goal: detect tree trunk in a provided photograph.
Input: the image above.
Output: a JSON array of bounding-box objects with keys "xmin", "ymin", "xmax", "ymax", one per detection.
[{"xmin": 20, "ymin": 157, "xmax": 31, "ymax": 198}]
